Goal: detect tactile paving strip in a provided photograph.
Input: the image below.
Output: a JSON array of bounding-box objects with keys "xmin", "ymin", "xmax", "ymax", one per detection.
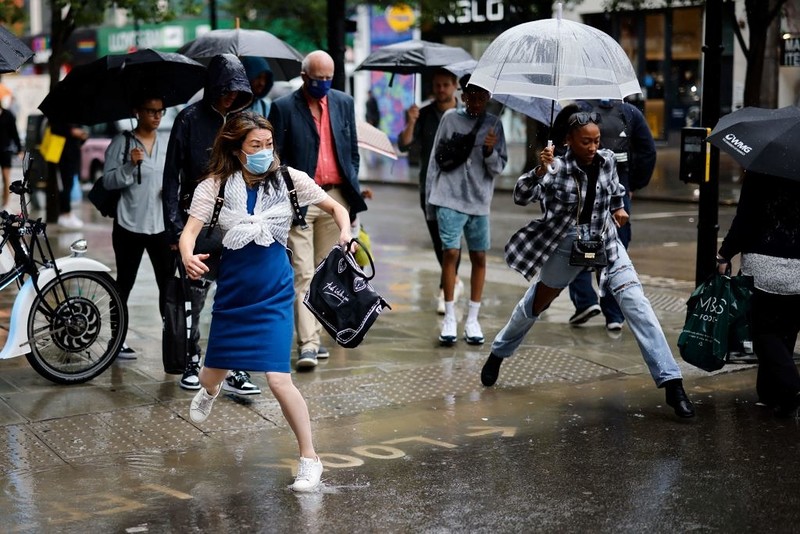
[
  {"xmin": 0, "ymin": 424, "xmax": 66, "ymax": 474},
  {"xmin": 299, "ymin": 345, "xmax": 616, "ymax": 419}
]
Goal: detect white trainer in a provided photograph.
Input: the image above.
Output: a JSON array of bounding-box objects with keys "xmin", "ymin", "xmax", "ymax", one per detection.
[
  {"xmin": 453, "ymin": 278, "xmax": 465, "ymax": 303},
  {"xmin": 189, "ymin": 386, "xmax": 220, "ymax": 423},
  {"xmin": 291, "ymin": 456, "xmax": 323, "ymax": 492},
  {"xmin": 436, "ymin": 289, "xmax": 445, "ymax": 315},
  {"xmin": 439, "ymin": 314, "xmax": 457, "ymax": 346},
  {"xmin": 464, "ymin": 320, "xmax": 485, "ymax": 345}
]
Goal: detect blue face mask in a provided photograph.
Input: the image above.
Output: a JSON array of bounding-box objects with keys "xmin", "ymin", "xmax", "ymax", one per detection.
[
  {"xmin": 306, "ymin": 78, "xmax": 332, "ymax": 99},
  {"xmin": 242, "ymin": 148, "xmax": 274, "ymax": 175}
]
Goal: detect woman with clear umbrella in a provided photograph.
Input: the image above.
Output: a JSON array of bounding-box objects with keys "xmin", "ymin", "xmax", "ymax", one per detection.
[{"xmin": 480, "ymin": 111, "xmax": 695, "ymax": 419}]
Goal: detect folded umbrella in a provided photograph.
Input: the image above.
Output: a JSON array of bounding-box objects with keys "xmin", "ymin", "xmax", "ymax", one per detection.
[{"xmin": 707, "ymin": 105, "xmax": 800, "ymax": 182}]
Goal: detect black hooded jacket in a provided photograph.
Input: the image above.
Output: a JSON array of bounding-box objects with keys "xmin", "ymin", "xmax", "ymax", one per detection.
[{"xmin": 162, "ymin": 54, "xmax": 252, "ymax": 243}]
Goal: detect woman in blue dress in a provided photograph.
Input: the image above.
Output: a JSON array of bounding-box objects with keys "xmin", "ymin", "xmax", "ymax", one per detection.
[{"xmin": 178, "ymin": 112, "xmax": 353, "ymax": 492}]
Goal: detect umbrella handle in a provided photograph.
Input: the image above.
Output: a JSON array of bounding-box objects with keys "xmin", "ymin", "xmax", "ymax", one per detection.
[
  {"xmin": 137, "ymin": 161, "xmax": 142, "ymax": 185},
  {"xmin": 545, "ymin": 140, "xmax": 562, "ymax": 174}
]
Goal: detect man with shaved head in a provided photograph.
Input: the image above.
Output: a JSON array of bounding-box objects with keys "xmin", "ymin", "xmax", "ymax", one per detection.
[{"xmin": 269, "ymin": 50, "xmax": 367, "ymax": 370}]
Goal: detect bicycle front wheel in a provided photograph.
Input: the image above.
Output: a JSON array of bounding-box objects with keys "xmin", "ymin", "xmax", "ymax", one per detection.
[{"xmin": 26, "ymin": 270, "xmax": 128, "ymax": 384}]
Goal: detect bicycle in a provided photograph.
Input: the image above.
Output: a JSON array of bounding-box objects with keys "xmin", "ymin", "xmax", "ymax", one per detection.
[{"xmin": 0, "ymin": 152, "xmax": 128, "ymax": 384}]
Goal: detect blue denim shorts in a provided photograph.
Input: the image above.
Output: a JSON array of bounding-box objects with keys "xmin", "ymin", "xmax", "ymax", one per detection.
[{"xmin": 436, "ymin": 207, "xmax": 490, "ymax": 251}]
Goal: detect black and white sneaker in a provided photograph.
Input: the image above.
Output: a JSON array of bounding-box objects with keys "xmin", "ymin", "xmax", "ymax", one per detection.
[
  {"xmin": 316, "ymin": 345, "xmax": 330, "ymax": 359},
  {"xmin": 179, "ymin": 358, "xmax": 202, "ymax": 390},
  {"xmin": 117, "ymin": 343, "xmax": 137, "ymax": 360},
  {"xmin": 222, "ymin": 370, "xmax": 262, "ymax": 395},
  {"xmin": 568, "ymin": 304, "xmax": 602, "ymax": 325}
]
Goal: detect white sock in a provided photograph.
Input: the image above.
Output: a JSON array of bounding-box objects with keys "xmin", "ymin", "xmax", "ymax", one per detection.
[
  {"xmin": 444, "ymin": 301, "xmax": 455, "ymax": 318},
  {"xmin": 467, "ymin": 301, "xmax": 481, "ymax": 323}
]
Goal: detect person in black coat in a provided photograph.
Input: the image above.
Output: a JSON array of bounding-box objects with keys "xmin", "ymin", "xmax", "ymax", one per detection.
[
  {"xmin": 162, "ymin": 53, "xmax": 256, "ymax": 393},
  {"xmin": 0, "ymin": 104, "xmax": 21, "ymax": 208}
]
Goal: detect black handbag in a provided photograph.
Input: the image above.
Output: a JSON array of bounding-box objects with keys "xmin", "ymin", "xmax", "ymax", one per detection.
[
  {"xmin": 569, "ymin": 237, "xmax": 608, "ymax": 267},
  {"xmin": 88, "ymin": 131, "xmax": 132, "ymax": 218},
  {"xmin": 568, "ymin": 174, "xmax": 609, "ymax": 268},
  {"xmin": 162, "ymin": 256, "xmax": 189, "ymax": 374},
  {"xmin": 303, "ymin": 238, "xmax": 390, "ymax": 348}
]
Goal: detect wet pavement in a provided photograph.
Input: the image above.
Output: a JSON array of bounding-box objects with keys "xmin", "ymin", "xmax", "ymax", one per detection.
[{"xmin": 1, "ymin": 159, "xmax": 798, "ymax": 532}]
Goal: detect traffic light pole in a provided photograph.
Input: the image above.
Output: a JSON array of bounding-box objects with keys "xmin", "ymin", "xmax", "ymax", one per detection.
[{"xmin": 696, "ymin": 0, "xmax": 723, "ymax": 286}]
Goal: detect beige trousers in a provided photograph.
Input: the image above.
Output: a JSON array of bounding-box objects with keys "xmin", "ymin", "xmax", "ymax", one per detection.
[{"xmin": 288, "ymin": 187, "xmax": 349, "ymax": 354}]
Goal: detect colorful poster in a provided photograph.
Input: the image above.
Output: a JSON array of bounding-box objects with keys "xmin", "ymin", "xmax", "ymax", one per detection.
[{"xmin": 369, "ymin": 5, "xmax": 415, "ymax": 142}]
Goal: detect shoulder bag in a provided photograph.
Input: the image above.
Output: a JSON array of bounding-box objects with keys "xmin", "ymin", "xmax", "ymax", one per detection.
[
  {"xmin": 434, "ymin": 116, "xmax": 485, "ymax": 172},
  {"xmin": 568, "ymin": 175, "xmax": 608, "ymax": 268},
  {"xmin": 88, "ymin": 132, "xmax": 132, "ymax": 218}
]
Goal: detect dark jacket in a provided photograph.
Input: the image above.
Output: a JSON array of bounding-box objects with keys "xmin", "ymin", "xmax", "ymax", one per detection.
[
  {"xmin": 0, "ymin": 108, "xmax": 20, "ymax": 155},
  {"xmin": 718, "ymin": 172, "xmax": 800, "ymax": 261},
  {"xmin": 268, "ymin": 88, "xmax": 367, "ymax": 217},
  {"xmin": 162, "ymin": 54, "xmax": 253, "ymax": 243},
  {"xmin": 577, "ymin": 100, "xmax": 656, "ymax": 192}
]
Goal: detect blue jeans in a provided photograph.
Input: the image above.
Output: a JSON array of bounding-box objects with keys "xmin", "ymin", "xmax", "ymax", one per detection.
[
  {"xmin": 569, "ymin": 194, "xmax": 631, "ymax": 324},
  {"xmin": 490, "ymin": 231, "xmax": 682, "ymax": 387}
]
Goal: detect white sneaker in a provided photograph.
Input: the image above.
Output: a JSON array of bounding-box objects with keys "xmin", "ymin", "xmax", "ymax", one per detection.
[
  {"xmin": 439, "ymin": 314, "xmax": 457, "ymax": 346},
  {"xmin": 453, "ymin": 278, "xmax": 465, "ymax": 303},
  {"xmin": 464, "ymin": 320, "xmax": 485, "ymax": 345},
  {"xmin": 291, "ymin": 456, "xmax": 323, "ymax": 492},
  {"xmin": 436, "ymin": 289, "xmax": 445, "ymax": 315},
  {"xmin": 57, "ymin": 213, "xmax": 83, "ymax": 229},
  {"xmin": 189, "ymin": 386, "xmax": 220, "ymax": 423}
]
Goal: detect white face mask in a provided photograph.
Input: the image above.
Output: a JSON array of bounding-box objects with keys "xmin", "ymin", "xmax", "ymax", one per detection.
[{"xmin": 241, "ymin": 148, "xmax": 274, "ymax": 174}]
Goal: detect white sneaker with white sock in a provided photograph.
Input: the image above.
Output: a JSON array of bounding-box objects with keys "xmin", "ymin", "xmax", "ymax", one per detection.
[
  {"xmin": 189, "ymin": 386, "xmax": 220, "ymax": 423},
  {"xmin": 436, "ymin": 289, "xmax": 445, "ymax": 315},
  {"xmin": 464, "ymin": 301, "xmax": 484, "ymax": 344},
  {"xmin": 453, "ymin": 278, "xmax": 465, "ymax": 303},
  {"xmin": 439, "ymin": 302, "xmax": 457, "ymax": 345}
]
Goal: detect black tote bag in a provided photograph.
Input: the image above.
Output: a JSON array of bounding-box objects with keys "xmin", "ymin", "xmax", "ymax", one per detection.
[
  {"xmin": 303, "ymin": 238, "xmax": 390, "ymax": 348},
  {"xmin": 162, "ymin": 257, "xmax": 190, "ymax": 374}
]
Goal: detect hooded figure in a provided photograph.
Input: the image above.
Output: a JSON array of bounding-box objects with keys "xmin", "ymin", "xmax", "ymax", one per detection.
[
  {"xmin": 241, "ymin": 56, "xmax": 274, "ymax": 117},
  {"xmin": 162, "ymin": 53, "xmax": 253, "ymax": 244}
]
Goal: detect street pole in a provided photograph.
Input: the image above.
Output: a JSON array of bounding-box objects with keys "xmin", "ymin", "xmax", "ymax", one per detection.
[
  {"xmin": 327, "ymin": 0, "xmax": 347, "ymax": 91},
  {"xmin": 209, "ymin": 0, "xmax": 218, "ymax": 30},
  {"xmin": 696, "ymin": 0, "xmax": 723, "ymax": 286}
]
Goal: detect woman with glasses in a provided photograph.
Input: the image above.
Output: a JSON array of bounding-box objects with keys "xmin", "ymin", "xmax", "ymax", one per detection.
[
  {"xmin": 480, "ymin": 111, "xmax": 695, "ymax": 419},
  {"xmin": 102, "ymin": 93, "xmax": 173, "ymax": 358}
]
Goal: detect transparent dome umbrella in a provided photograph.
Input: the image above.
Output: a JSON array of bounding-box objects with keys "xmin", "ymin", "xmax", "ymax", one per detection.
[{"xmin": 468, "ymin": 5, "xmax": 641, "ymax": 128}]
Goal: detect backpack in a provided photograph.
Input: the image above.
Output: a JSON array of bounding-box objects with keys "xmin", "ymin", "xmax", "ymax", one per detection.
[
  {"xmin": 434, "ymin": 116, "xmax": 485, "ymax": 172},
  {"xmin": 88, "ymin": 132, "xmax": 132, "ymax": 218}
]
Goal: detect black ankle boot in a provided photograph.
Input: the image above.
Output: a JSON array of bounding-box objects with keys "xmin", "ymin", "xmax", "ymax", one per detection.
[
  {"xmin": 481, "ymin": 353, "xmax": 504, "ymax": 387},
  {"xmin": 664, "ymin": 379, "xmax": 695, "ymax": 418}
]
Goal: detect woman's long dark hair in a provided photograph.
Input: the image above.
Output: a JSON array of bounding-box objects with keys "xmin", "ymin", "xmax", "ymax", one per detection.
[{"xmin": 203, "ymin": 111, "xmax": 282, "ymax": 191}]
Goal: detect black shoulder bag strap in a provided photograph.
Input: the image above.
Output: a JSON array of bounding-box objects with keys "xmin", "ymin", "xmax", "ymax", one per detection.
[
  {"xmin": 122, "ymin": 132, "xmax": 131, "ymax": 165},
  {"xmin": 204, "ymin": 179, "xmax": 227, "ymax": 238},
  {"xmin": 280, "ymin": 165, "xmax": 309, "ymax": 230}
]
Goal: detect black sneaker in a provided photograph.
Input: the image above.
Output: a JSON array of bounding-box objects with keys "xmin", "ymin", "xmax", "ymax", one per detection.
[
  {"xmin": 223, "ymin": 370, "xmax": 262, "ymax": 395},
  {"xmin": 568, "ymin": 304, "xmax": 602, "ymax": 325},
  {"xmin": 179, "ymin": 359, "xmax": 201, "ymax": 391},
  {"xmin": 481, "ymin": 353, "xmax": 504, "ymax": 387},
  {"xmin": 117, "ymin": 343, "xmax": 137, "ymax": 360},
  {"xmin": 316, "ymin": 345, "xmax": 330, "ymax": 359}
]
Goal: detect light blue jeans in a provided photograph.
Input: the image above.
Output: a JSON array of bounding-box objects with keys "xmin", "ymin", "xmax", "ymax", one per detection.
[{"xmin": 491, "ymin": 231, "xmax": 682, "ymax": 387}]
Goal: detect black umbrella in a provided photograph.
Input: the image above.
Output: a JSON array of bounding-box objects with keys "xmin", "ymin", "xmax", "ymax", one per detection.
[
  {"xmin": 0, "ymin": 26, "xmax": 33, "ymax": 73},
  {"xmin": 177, "ymin": 29, "xmax": 304, "ymax": 81},
  {"xmin": 707, "ymin": 106, "xmax": 800, "ymax": 181},
  {"xmin": 38, "ymin": 49, "xmax": 205, "ymax": 125},
  {"xmin": 356, "ymin": 40, "xmax": 473, "ymax": 75}
]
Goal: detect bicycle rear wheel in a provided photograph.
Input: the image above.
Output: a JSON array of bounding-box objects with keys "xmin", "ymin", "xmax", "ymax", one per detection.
[{"xmin": 26, "ymin": 270, "xmax": 128, "ymax": 384}]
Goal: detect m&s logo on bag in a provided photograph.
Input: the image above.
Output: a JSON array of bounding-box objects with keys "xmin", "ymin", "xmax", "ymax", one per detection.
[{"xmin": 697, "ymin": 295, "xmax": 727, "ymax": 322}]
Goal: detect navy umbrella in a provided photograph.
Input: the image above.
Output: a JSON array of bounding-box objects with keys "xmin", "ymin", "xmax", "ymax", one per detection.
[
  {"xmin": 707, "ymin": 106, "xmax": 800, "ymax": 181},
  {"xmin": 38, "ymin": 49, "xmax": 205, "ymax": 125}
]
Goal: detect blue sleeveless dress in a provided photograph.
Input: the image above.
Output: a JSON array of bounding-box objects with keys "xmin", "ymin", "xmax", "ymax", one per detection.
[{"xmin": 203, "ymin": 188, "xmax": 294, "ymax": 373}]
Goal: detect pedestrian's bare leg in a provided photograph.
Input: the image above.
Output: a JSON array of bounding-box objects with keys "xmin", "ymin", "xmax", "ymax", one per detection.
[
  {"xmin": 468, "ymin": 250, "xmax": 486, "ymax": 302},
  {"xmin": 2, "ymin": 167, "xmax": 10, "ymax": 206},
  {"xmin": 442, "ymin": 248, "xmax": 459, "ymax": 301},
  {"xmin": 532, "ymin": 282, "xmax": 562, "ymax": 315},
  {"xmin": 198, "ymin": 367, "xmax": 227, "ymax": 395},
  {"xmin": 267, "ymin": 372, "xmax": 316, "ymax": 459}
]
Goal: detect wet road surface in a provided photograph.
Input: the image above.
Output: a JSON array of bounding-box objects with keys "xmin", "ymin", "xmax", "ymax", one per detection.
[{"xmin": 2, "ymin": 180, "xmax": 799, "ymax": 533}]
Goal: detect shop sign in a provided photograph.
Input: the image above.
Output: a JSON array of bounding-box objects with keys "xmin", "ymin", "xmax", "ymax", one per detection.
[
  {"xmin": 438, "ymin": 0, "xmax": 504, "ymax": 25},
  {"xmin": 781, "ymin": 36, "xmax": 800, "ymax": 66}
]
